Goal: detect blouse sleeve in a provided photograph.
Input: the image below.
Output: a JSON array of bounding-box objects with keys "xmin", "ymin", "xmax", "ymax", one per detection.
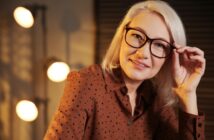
[
  {"xmin": 44, "ymin": 71, "xmax": 95, "ymax": 140},
  {"xmin": 154, "ymin": 107, "xmax": 205, "ymax": 140},
  {"xmin": 179, "ymin": 109, "xmax": 205, "ymax": 140}
]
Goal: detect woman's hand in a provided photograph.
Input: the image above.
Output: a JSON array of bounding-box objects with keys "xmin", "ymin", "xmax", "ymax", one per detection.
[{"xmin": 171, "ymin": 44, "xmax": 206, "ymax": 114}]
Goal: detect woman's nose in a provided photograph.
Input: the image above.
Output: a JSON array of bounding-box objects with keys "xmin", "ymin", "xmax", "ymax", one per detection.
[{"xmin": 135, "ymin": 42, "xmax": 151, "ymax": 59}]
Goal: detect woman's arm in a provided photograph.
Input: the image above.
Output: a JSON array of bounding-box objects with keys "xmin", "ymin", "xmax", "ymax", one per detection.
[
  {"xmin": 172, "ymin": 44, "xmax": 206, "ymax": 115},
  {"xmin": 156, "ymin": 44, "xmax": 206, "ymax": 140},
  {"xmin": 44, "ymin": 71, "xmax": 95, "ymax": 140},
  {"xmin": 154, "ymin": 106, "xmax": 205, "ymax": 140}
]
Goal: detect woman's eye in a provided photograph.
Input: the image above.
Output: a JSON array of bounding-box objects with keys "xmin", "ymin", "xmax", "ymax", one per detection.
[
  {"xmin": 154, "ymin": 43, "xmax": 165, "ymax": 48},
  {"xmin": 133, "ymin": 34, "xmax": 143, "ymax": 41}
]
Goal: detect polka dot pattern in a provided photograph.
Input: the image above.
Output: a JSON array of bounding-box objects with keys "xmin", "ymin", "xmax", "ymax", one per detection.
[{"xmin": 44, "ymin": 64, "xmax": 205, "ymax": 140}]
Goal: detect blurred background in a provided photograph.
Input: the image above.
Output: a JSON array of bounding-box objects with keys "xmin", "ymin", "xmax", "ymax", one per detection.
[{"xmin": 0, "ymin": 0, "xmax": 213, "ymax": 140}]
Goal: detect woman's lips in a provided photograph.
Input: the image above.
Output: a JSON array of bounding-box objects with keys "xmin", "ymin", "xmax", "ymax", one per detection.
[{"xmin": 129, "ymin": 59, "xmax": 150, "ymax": 70}]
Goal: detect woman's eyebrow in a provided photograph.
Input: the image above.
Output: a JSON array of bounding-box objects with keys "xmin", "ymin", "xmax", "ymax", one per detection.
[
  {"xmin": 130, "ymin": 26, "xmax": 170, "ymax": 42},
  {"xmin": 131, "ymin": 26, "xmax": 147, "ymax": 34}
]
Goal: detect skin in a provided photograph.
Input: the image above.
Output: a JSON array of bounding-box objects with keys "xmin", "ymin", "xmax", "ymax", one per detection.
[
  {"xmin": 172, "ymin": 44, "xmax": 206, "ymax": 115},
  {"xmin": 119, "ymin": 11, "xmax": 206, "ymax": 115}
]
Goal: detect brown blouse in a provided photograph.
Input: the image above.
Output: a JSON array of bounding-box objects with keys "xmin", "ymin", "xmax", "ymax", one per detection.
[{"xmin": 44, "ymin": 64, "xmax": 205, "ymax": 140}]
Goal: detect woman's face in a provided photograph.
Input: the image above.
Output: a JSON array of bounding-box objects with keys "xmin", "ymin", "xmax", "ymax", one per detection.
[{"xmin": 119, "ymin": 11, "xmax": 171, "ymax": 82}]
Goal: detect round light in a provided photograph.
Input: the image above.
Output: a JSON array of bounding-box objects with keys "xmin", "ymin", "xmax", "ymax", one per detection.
[
  {"xmin": 47, "ymin": 62, "xmax": 70, "ymax": 82},
  {"xmin": 16, "ymin": 100, "xmax": 38, "ymax": 122},
  {"xmin": 13, "ymin": 7, "xmax": 34, "ymax": 28}
]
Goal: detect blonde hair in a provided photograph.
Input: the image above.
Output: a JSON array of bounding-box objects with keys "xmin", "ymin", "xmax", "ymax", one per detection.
[{"xmin": 102, "ymin": 0, "xmax": 186, "ymax": 106}]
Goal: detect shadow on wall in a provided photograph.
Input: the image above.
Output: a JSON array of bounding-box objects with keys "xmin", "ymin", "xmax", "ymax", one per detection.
[
  {"xmin": 0, "ymin": 87, "xmax": 6, "ymax": 140},
  {"xmin": 60, "ymin": 9, "xmax": 84, "ymax": 69},
  {"xmin": 0, "ymin": 15, "xmax": 34, "ymax": 140}
]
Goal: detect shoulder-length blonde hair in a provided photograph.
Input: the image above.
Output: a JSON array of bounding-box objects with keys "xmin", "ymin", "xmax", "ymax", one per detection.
[{"xmin": 102, "ymin": 0, "xmax": 186, "ymax": 106}]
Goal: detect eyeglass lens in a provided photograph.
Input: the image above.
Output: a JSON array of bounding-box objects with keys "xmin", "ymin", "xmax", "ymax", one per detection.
[{"xmin": 125, "ymin": 28, "xmax": 172, "ymax": 58}]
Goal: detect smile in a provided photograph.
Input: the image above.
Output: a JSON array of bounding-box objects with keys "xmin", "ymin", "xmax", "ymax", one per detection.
[{"xmin": 129, "ymin": 59, "xmax": 150, "ymax": 70}]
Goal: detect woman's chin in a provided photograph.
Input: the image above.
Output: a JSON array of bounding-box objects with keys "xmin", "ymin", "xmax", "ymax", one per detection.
[{"xmin": 126, "ymin": 71, "xmax": 149, "ymax": 81}]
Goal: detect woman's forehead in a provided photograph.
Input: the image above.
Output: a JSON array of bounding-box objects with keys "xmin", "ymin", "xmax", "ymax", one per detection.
[{"xmin": 129, "ymin": 11, "xmax": 170, "ymax": 42}]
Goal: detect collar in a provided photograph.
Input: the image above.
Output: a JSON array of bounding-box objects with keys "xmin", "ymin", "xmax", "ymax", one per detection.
[
  {"xmin": 103, "ymin": 67, "xmax": 126, "ymax": 92},
  {"xmin": 103, "ymin": 67, "xmax": 156, "ymax": 104}
]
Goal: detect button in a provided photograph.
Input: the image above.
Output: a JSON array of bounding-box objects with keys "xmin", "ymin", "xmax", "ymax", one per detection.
[
  {"xmin": 197, "ymin": 133, "xmax": 200, "ymax": 138},
  {"xmin": 127, "ymin": 119, "xmax": 133, "ymax": 126},
  {"xmin": 120, "ymin": 86, "xmax": 128, "ymax": 95}
]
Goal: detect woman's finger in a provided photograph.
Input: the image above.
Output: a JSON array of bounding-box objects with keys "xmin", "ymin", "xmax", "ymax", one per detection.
[
  {"xmin": 189, "ymin": 55, "xmax": 206, "ymax": 69},
  {"xmin": 189, "ymin": 55, "xmax": 205, "ymax": 62},
  {"xmin": 172, "ymin": 49, "xmax": 180, "ymax": 71},
  {"xmin": 176, "ymin": 47, "xmax": 204, "ymax": 57},
  {"xmin": 173, "ymin": 43, "xmax": 183, "ymax": 49}
]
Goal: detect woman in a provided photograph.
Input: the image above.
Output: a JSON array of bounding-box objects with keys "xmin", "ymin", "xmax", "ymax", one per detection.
[{"xmin": 44, "ymin": 1, "xmax": 205, "ymax": 140}]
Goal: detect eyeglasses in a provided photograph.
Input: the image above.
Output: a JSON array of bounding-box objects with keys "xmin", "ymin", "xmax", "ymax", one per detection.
[{"xmin": 125, "ymin": 26, "xmax": 175, "ymax": 58}]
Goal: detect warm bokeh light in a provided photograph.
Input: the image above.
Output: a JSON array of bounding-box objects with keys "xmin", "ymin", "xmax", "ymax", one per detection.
[
  {"xmin": 13, "ymin": 7, "xmax": 34, "ymax": 28},
  {"xmin": 47, "ymin": 62, "xmax": 70, "ymax": 82},
  {"xmin": 16, "ymin": 100, "xmax": 38, "ymax": 122}
]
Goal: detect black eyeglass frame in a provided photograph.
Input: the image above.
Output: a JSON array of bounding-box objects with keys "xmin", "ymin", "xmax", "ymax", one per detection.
[{"xmin": 124, "ymin": 26, "xmax": 176, "ymax": 58}]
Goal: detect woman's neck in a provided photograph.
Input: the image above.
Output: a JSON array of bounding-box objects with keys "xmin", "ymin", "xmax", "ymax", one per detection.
[
  {"xmin": 122, "ymin": 72, "xmax": 143, "ymax": 116},
  {"xmin": 122, "ymin": 72, "xmax": 143, "ymax": 94}
]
